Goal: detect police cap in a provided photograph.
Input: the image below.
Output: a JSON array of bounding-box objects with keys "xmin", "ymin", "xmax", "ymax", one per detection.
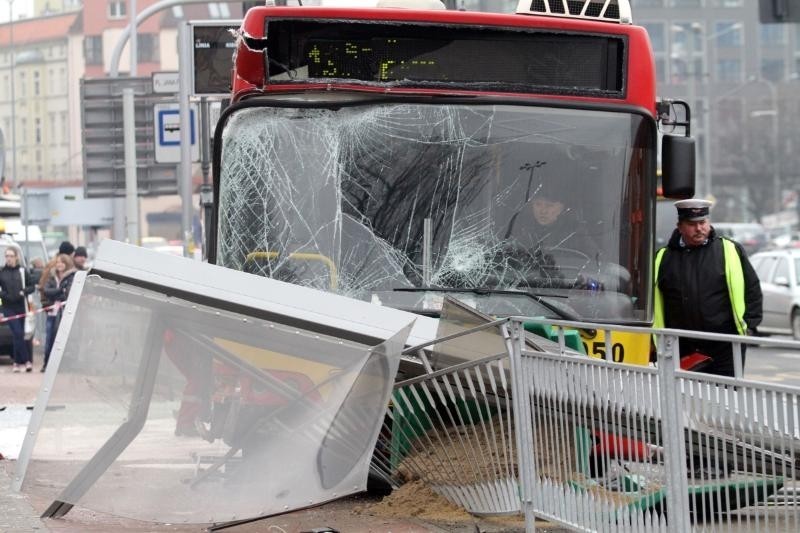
[{"xmin": 674, "ymin": 199, "xmax": 713, "ymax": 221}]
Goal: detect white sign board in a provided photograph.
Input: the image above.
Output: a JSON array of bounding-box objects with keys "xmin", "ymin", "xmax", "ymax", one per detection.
[
  {"xmin": 152, "ymin": 71, "xmax": 180, "ymax": 94},
  {"xmin": 154, "ymin": 103, "xmax": 200, "ymax": 164}
]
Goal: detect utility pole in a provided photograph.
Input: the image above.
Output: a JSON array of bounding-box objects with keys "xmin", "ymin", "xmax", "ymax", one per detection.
[{"xmin": 8, "ymin": 0, "xmax": 16, "ymax": 188}]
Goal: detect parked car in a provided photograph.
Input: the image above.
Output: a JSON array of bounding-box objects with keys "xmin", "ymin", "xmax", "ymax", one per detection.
[
  {"xmin": 0, "ymin": 236, "xmax": 36, "ymax": 360},
  {"xmin": 750, "ymin": 248, "xmax": 800, "ymax": 339},
  {"xmin": 713, "ymin": 222, "xmax": 769, "ymax": 255}
]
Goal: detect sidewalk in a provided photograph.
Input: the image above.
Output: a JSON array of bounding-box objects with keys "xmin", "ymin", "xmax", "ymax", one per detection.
[{"xmin": 0, "ymin": 354, "xmax": 541, "ymax": 533}]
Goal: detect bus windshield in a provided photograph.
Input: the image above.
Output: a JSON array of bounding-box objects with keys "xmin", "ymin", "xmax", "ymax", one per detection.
[{"xmin": 217, "ymin": 102, "xmax": 654, "ymax": 323}]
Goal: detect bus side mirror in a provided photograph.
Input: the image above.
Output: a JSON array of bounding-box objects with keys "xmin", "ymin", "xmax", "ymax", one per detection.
[{"xmin": 661, "ymin": 134, "xmax": 695, "ymax": 199}]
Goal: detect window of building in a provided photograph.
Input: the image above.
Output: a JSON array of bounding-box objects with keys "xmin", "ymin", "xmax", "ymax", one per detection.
[
  {"xmin": 35, "ymin": 118, "xmax": 41, "ymax": 143},
  {"xmin": 761, "ymin": 58, "xmax": 785, "ymax": 81},
  {"xmin": 49, "ymin": 113, "xmax": 56, "ymax": 143},
  {"xmin": 59, "ymin": 67, "xmax": 66, "ymax": 93},
  {"xmin": 643, "ymin": 22, "xmax": 665, "ymax": 52},
  {"xmin": 670, "ymin": 22, "xmax": 706, "ymax": 83},
  {"xmin": 35, "ymin": 149, "xmax": 41, "ymax": 163},
  {"xmin": 760, "ymin": 25, "xmax": 785, "ymax": 47},
  {"xmin": 714, "ymin": 97, "xmax": 744, "ymax": 165},
  {"xmin": 137, "ymin": 34, "xmax": 159, "ymax": 63},
  {"xmin": 20, "ymin": 117, "xmax": 27, "ymax": 143},
  {"xmin": 2, "ymin": 74, "xmax": 7, "ymax": 100},
  {"xmin": 715, "ymin": 21, "xmax": 742, "ymax": 47},
  {"xmin": 60, "ymin": 112, "xmax": 68, "ymax": 142},
  {"xmin": 33, "ymin": 71, "xmax": 40, "ymax": 96},
  {"xmin": 108, "ymin": 0, "xmax": 127, "ymax": 19},
  {"xmin": 208, "ymin": 3, "xmax": 230, "ymax": 18},
  {"xmin": 17, "ymin": 71, "xmax": 25, "ymax": 95},
  {"xmin": 85, "ymin": 36, "xmax": 103, "ymax": 65},
  {"xmin": 716, "ymin": 58, "xmax": 742, "ymax": 82}
]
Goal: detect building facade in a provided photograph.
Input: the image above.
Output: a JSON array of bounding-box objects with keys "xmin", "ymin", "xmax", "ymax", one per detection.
[
  {"xmin": 636, "ymin": 0, "xmax": 800, "ymax": 223},
  {"xmin": 0, "ymin": 13, "xmax": 79, "ymax": 185}
]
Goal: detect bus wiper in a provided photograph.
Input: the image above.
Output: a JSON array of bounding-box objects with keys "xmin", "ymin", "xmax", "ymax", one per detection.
[{"xmin": 391, "ymin": 286, "xmax": 581, "ymax": 322}]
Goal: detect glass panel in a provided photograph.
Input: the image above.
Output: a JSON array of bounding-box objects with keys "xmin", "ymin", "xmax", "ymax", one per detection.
[
  {"xmin": 217, "ymin": 103, "xmax": 655, "ymax": 324},
  {"xmin": 794, "ymin": 258, "xmax": 800, "ymax": 285},
  {"xmin": 773, "ymin": 258, "xmax": 789, "ymax": 283},
  {"xmin": 760, "ymin": 25, "xmax": 786, "ymax": 47},
  {"xmin": 755, "ymin": 256, "xmax": 775, "ymax": 281},
  {"xmin": 715, "ymin": 22, "xmax": 742, "ymax": 47},
  {"xmin": 20, "ymin": 275, "xmax": 410, "ymax": 523}
]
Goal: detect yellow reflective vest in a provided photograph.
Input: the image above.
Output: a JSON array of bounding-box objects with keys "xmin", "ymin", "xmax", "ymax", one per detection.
[{"xmin": 653, "ymin": 238, "xmax": 747, "ymax": 336}]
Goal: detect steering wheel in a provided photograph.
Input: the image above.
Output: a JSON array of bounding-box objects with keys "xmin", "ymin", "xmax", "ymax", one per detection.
[{"xmin": 492, "ymin": 243, "xmax": 597, "ymax": 289}]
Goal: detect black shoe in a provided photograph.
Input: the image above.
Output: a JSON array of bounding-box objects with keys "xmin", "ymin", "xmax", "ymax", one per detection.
[{"xmin": 40, "ymin": 366, "xmax": 46, "ymax": 373}]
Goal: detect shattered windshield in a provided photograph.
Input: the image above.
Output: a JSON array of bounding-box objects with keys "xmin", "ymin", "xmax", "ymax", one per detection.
[{"xmin": 216, "ymin": 101, "xmax": 654, "ymax": 323}]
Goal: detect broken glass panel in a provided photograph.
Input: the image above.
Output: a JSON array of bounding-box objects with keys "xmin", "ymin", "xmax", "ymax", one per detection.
[
  {"xmin": 18, "ymin": 275, "xmax": 411, "ymax": 524},
  {"xmin": 217, "ymin": 102, "xmax": 654, "ymax": 322}
]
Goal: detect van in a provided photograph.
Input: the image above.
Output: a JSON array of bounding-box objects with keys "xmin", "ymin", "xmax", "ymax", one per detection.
[
  {"xmin": 1, "ymin": 219, "xmax": 49, "ymax": 264},
  {"xmin": 712, "ymin": 222, "xmax": 769, "ymax": 255}
]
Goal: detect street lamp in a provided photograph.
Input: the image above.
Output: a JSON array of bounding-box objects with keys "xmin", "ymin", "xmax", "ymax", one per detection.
[
  {"xmin": 748, "ymin": 77, "xmax": 780, "ymax": 214},
  {"xmin": 7, "ymin": 0, "xmax": 15, "ymax": 188},
  {"xmin": 670, "ymin": 22, "xmax": 743, "ymax": 200}
]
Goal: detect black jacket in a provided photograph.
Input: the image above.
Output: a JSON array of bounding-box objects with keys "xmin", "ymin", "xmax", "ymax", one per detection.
[
  {"xmin": 0, "ymin": 264, "xmax": 34, "ymax": 307},
  {"xmin": 656, "ymin": 228, "xmax": 762, "ymax": 334},
  {"xmin": 43, "ymin": 269, "xmax": 77, "ymax": 304}
]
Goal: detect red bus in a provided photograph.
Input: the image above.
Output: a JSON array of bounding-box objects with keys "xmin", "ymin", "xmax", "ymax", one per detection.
[{"xmin": 209, "ymin": 0, "xmax": 694, "ymax": 358}]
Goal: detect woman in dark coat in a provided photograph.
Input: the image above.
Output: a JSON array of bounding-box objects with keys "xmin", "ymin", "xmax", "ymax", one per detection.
[
  {"xmin": 0, "ymin": 247, "xmax": 34, "ymax": 372},
  {"xmin": 42, "ymin": 253, "xmax": 77, "ymax": 371}
]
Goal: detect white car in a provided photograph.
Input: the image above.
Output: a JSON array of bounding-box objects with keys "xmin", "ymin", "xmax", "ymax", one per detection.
[{"xmin": 750, "ymin": 249, "xmax": 800, "ymax": 339}]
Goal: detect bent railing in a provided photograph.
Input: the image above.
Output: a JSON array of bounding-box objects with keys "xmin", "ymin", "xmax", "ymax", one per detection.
[{"xmin": 372, "ymin": 309, "xmax": 800, "ymax": 532}]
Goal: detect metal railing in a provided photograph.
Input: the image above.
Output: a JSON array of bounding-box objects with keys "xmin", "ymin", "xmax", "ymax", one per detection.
[{"xmin": 372, "ymin": 316, "xmax": 800, "ymax": 532}]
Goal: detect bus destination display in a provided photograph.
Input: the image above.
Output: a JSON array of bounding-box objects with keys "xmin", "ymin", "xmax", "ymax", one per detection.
[{"xmin": 266, "ymin": 20, "xmax": 625, "ymax": 96}]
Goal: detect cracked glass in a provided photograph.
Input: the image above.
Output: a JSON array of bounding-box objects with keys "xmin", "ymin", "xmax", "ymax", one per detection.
[{"xmin": 217, "ymin": 101, "xmax": 654, "ymax": 323}]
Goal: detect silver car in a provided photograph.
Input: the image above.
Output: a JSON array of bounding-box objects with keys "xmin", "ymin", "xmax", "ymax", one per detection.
[{"xmin": 751, "ymin": 249, "xmax": 800, "ymax": 339}]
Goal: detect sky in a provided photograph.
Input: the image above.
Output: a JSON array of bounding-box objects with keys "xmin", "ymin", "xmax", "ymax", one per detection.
[{"xmin": 0, "ymin": 0, "xmax": 34, "ymax": 24}]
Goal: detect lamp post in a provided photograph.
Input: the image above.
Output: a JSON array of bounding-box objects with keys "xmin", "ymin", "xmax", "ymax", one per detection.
[
  {"xmin": 671, "ymin": 22, "xmax": 743, "ymax": 200},
  {"xmin": 7, "ymin": 0, "xmax": 15, "ymax": 188},
  {"xmin": 749, "ymin": 77, "xmax": 780, "ymax": 214}
]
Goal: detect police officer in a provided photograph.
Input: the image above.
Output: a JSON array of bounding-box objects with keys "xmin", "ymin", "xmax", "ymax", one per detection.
[{"xmin": 653, "ymin": 199, "xmax": 763, "ymax": 377}]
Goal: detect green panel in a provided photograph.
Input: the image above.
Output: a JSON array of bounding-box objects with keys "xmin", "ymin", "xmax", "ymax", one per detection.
[{"xmin": 524, "ymin": 320, "xmax": 586, "ymax": 354}]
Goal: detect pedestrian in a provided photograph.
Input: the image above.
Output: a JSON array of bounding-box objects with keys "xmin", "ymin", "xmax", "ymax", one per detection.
[
  {"xmin": 42, "ymin": 253, "xmax": 77, "ymax": 372},
  {"xmin": 73, "ymin": 246, "xmax": 88, "ymax": 270},
  {"xmin": 653, "ymin": 199, "xmax": 763, "ymax": 377},
  {"xmin": 0, "ymin": 247, "xmax": 34, "ymax": 372},
  {"xmin": 58, "ymin": 241, "xmax": 75, "ymax": 257},
  {"xmin": 38, "ymin": 256, "xmax": 57, "ymax": 372}
]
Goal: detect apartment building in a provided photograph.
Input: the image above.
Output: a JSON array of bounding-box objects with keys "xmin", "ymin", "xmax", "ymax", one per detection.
[
  {"xmin": 0, "ymin": 13, "xmax": 80, "ymax": 185},
  {"xmin": 636, "ymin": 0, "xmax": 800, "ymax": 221}
]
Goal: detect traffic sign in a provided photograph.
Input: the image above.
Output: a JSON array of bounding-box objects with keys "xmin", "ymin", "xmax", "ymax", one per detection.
[{"xmin": 154, "ymin": 103, "xmax": 200, "ymax": 163}]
